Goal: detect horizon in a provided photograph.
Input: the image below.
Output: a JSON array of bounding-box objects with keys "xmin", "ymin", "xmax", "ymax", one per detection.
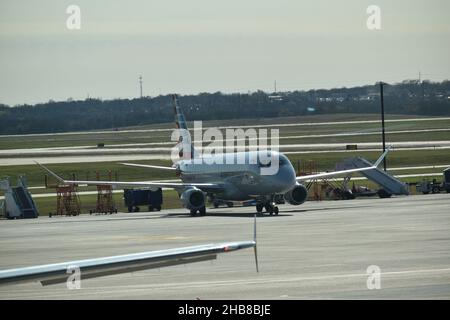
[{"xmin": 2, "ymin": 77, "xmax": 449, "ymax": 108}]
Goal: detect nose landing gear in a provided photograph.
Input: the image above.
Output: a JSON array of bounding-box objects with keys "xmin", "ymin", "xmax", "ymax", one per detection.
[
  {"xmin": 256, "ymin": 201, "xmax": 279, "ymax": 215},
  {"xmin": 256, "ymin": 203, "xmax": 263, "ymax": 213}
]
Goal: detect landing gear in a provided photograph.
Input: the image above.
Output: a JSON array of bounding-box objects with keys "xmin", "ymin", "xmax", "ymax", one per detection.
[
  {"xmin": 190, "ymin": 206, "xmax": 206, "ymax": 217},
  {"xmin": 256, "ymin": 201, "xmax": 279, "ymax": 215},
  {"xmin": 264, "ymin": 203, "xmax": 273, "ymax": 215},
  {"xmin": 273, "ymin": 206, "xmax": 279, "ymax": 215},
  {"xmin": 256, "ymin": 204, "xmax": 263, "ymax": 213}
]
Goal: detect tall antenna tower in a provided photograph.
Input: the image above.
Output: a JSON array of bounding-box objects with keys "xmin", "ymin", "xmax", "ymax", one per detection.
[
  {"xmin": 274, "ymin": 80, "xmax": 277, "ymax": 93},
  {"xmin": 139, "ymin": 75, "xmax": 143, "ymax": 98}
]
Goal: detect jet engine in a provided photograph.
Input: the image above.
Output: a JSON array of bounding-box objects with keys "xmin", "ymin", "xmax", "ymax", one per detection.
[
  {"xmin": 284, "ymin": 184, "xmax": 308, "ymax": 205},
  {"xmin": 180, "ymin": 188, "xmax": 205, "ymax": 210}
]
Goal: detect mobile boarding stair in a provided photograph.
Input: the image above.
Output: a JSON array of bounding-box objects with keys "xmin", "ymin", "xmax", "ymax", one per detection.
[
  {"xmin": 0, "ymin": 177, "xmax": 39, "ymax": 219},
  {"xmin": 336, "ymin": 156, "xmax": 409, "ymax": 198}
]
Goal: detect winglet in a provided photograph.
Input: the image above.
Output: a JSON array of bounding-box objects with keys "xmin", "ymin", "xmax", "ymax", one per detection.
[
  {"xmin": 34, "ymin": 161, "xmax": 66, "ymax": 184},
  {"xmin": 253, "ymin": 214, "xmax": 259, "ymax": 273},
  {"xmin": 373, "ymin": 145, "xmax": 392, "ymax": 168}
]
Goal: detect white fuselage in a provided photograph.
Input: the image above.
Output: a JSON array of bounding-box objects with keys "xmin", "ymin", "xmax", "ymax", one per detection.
[{"xmin": 176, "ymin": 150, "xmax": 297, "ymax": 201}]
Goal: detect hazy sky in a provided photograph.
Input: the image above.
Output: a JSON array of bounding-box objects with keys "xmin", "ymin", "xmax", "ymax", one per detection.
[{"xmin": 0, "ymin": 0, "xmax": 449, "ymax": 105}]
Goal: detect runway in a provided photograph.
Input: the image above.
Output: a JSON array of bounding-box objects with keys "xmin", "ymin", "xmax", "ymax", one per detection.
[
  {"xmin": 1, "ymin": 116, "xmax": 449, "ymax": 139},
  {"xmin": 1, "ymin": 115, "xmax": 448, "ymax": 166},
  {"xmin": 1, "ymin": 142, "xmax": 450, "ymax": 166},
  {"xmin": 0, "ymin": 194, "xmax": 449, "ymax": 299},
  {"xmin": 2, "ymin": 140, "xmax": 450, "ymax": 157},
  {"xmin": 3, "ymin": 128, "xmax": 450, "ymax": 153}
]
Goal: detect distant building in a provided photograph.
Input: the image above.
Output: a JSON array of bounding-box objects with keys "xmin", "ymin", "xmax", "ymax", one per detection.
[{"xmin": 268, "ymin": 95, "xmax": 283, "ymax": 101}]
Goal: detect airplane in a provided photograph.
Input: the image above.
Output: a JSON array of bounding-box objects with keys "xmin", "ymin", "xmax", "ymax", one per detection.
[
  {"xmin": 36, "ymin": 95, "xmax": 390, "ymax": 217},
  {"xmin": 0, "ymin": 216, "xmax": 259, "ymax": 286}
]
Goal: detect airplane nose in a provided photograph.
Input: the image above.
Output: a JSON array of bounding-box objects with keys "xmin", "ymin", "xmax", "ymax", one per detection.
[{"xmin": 273, "ymin": 165, "xmax": 296, "ymax": 193}]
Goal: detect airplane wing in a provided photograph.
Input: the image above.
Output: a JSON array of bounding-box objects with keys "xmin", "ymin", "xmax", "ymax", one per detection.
[
  {"xmin": 35, "ymin": 162, "xmax": 222, "ymax": 192},
  {"xmin": 120, "ymin": 163, "xmax": 177, "ymax": 171},
  {"xmin": 296, "ymin": 146, "xmax": 391, "ymax": 182},
  {"xmin": 0, "ymin": 241, "xmax": 256, "ymax": 286},
  {"xmin": 0, "ymin": 216, "xmax": 259, "ymax": 286}
]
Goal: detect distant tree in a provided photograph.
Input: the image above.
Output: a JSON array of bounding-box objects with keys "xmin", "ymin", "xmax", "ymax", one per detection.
[{"xmin": 0, "ymin": 80, "xmax": 449, "ymax": 134}]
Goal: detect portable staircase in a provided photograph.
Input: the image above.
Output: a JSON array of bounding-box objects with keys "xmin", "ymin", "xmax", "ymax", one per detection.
[
  {"xmin": 0, "ymin": 177, "xmax": 39, "ymax": 219},
  {"xmin": 336, "ymin": 156, "xmax": 409, "ymax": 197}
]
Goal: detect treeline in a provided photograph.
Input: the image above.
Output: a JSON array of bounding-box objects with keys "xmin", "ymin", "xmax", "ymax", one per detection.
[{"xmin": 0, "ymin": 80, "xmax": 449, "ymax": 134}]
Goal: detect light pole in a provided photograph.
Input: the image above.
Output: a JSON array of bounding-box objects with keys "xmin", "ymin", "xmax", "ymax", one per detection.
[{"xmin": 379, "ymin": 81, "xmax": 387, "ymax": 171}]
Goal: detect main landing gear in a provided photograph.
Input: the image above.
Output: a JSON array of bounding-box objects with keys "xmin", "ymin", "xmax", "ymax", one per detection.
[
  {"xmin": 190, "ymin": 206, "xmax": 206, "ymax": 217},
  {"xmin": 256, "ymin": 202, "xmax": 279, "ymax": 215}
]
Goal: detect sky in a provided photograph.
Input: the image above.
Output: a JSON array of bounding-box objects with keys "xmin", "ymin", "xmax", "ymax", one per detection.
[{"xmin": 0, "ymin": 0, "xmax": 449, "ymax": 106}]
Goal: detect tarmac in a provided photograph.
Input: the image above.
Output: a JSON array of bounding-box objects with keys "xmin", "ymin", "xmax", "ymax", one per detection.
[{"xmin": 0, "ymin": 193, "xmax": 449, "ymax": 299}]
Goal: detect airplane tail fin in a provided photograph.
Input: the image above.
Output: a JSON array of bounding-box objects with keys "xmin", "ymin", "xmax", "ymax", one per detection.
[{"xmin": 172, "ymin": 94, "xmax": 199, "ymax": 160}]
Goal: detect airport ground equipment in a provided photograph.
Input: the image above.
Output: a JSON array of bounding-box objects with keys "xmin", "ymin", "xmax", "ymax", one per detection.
[
  {"xmin": 124, "ymin": 188, "xmax": 162, "ymax": 212},
  {"xmin": 55, "ymin": 185, "xmax": 80, "ymax": 216},
  {"xmin": 444, "ymin": 167, "xmax": 450, "ymax": 193},
  {"xmin": 416, "ymin": 179, "xmax": 442, "ymax": 194},
  {"xmin": 295, "ymin": 160, "xmax": 356, "ymax": 201},
  {"xmin": 297, "ymin": 159, "xmax": 356, "ymax": 201},
  {"xmin": 45, "ymin": 173, "xmax": 81, "ymax": 216},
  {"xmin": 211, "ymin": 199, "xmax": 235, "ymax": 208},
  {"xmin": 91, "ymin": 171, "xmax": 117, "ymax": 214},
  {"xmin": 93, "ymin": 185, "xmax": 117, "ymax": 214},
  {"xmin": 336, "ymin": 156, "xmax": 409, "ymax": 198},
  {"xmin": 296, "ymin": 160, "xmax": 328, "ymax": 200},
  {"xmin": 0, "ymin": 177, "xmax": 39, "ymax": 219},
  {"xmin": 415, "ymin": 174, "xmax": 450, "ymax": 194},
  {"xmin": 325, "ymin": 178, "xmax": 356, "ymax": 200},
  {"xmin": 0, "ymin": 200, "xmax": 4, "ymax": 217},
  {"xmin": 351, "ymin": 183, "xmax": 378, "ymax": 197}
]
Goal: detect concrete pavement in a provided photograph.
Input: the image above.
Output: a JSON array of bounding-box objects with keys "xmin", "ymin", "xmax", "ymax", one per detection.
[{"xmin": 0, "ymin": 193, "xmax": 449, "ymax": 299}]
